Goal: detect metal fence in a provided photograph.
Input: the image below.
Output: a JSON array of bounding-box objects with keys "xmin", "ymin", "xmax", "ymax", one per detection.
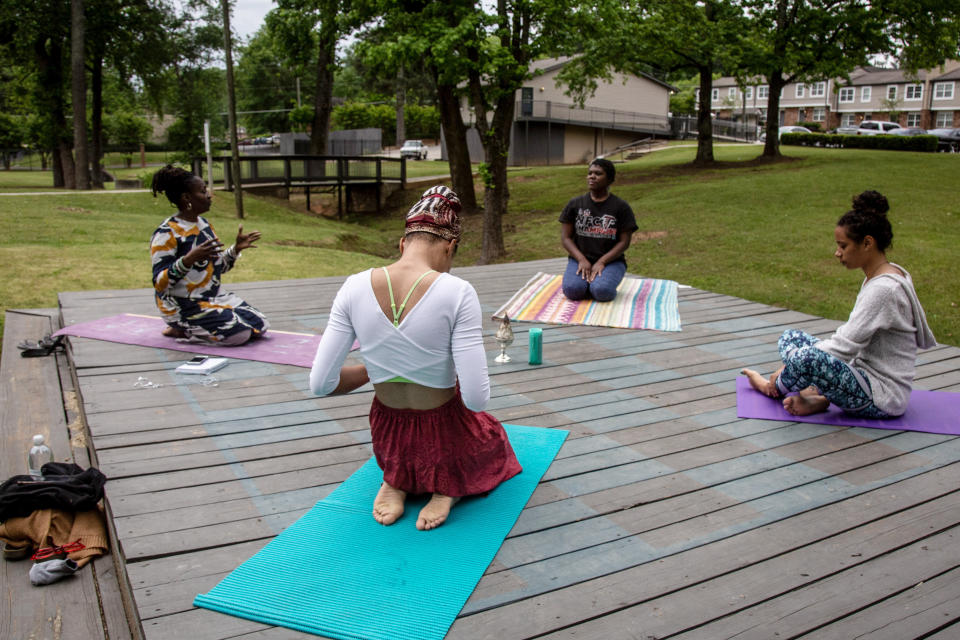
[{"xmin": 516, "ymin": 100, "xmax": 672, "ymax": 135}]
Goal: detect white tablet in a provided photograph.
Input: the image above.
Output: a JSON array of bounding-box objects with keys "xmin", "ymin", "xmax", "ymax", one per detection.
[{"xmin": 175, "ymin": 356, "xmax": 229, "ymax": 375}]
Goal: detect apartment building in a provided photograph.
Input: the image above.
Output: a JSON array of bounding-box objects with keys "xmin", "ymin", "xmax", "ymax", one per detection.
[{"xmin": 710, "ymin": 60, "xmax": 960, "ymax": 131}]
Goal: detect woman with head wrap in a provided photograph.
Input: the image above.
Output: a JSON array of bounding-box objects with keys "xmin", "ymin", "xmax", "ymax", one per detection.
[
  {"xmin": 309, "ymin": 186, "xmax": 522, "ymax": 530},
  {"xmin": 742, "ymin": 190, "xmax": 936, "ymax": 418}
]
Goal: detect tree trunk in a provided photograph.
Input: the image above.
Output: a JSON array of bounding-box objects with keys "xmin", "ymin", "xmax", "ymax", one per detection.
[
  {"xmin": 436, "ymin": 81, "xmax": 477, "ymax": 210},
  {"xmin": 222, "ymin": 0, "xmax": 244, "ymax": 218},
  {"xmin": 90, "ymin": 54, "xmax": 104, "ymax": 188},
  {"xmin": 59, "ymin": 143, "xmax": 76, "ymax": 190},
  {"xmin": 310, "ymin": 9, "xmax": 337, "ymax": 156},
  {"xmin": 694, "ymin": 65, "xmax": 715, "ymax": 165},
  {"xmin": 71, "ymin": 0, "xmax": 90, "ymax": 189},
  {"xmin": 762, "ymin": 69, "xmax": 786, "ymax": 157},
  {"xmin": 395, "ymin": 65, "xmax": 405, "ymax": 147},
  {"xmin": 479, "ymin": 94, "xmax": 515, "ymax": 263}
]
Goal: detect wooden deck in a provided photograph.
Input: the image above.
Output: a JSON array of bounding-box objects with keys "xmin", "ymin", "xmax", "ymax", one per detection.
[{"xmin": 10, "ymin": 256, "xmax": 960, "ymax": 639}]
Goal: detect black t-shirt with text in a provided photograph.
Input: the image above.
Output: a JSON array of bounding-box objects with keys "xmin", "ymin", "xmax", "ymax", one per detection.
[{"xmin": 558, "ymin": 193, "xmax": 638, "ymax": 264}]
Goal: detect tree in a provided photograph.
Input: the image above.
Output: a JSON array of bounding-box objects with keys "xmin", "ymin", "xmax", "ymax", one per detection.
[
  {"xmin": 235, "ymin": 24, "xmax": 307, "ymax": 134},
  {"xmin": 351, "ymin": 0, "xmax": 478, "ymax": 210},
  {"xmin": 556, "ymin": 0, "xmax": 753, "ymax": 166},
  {"xmin": 103, "ymin": 112, "xmax": 152, "ymax": 166},
  {"xmin": 0, "ymin": 113, "xmax": 24, "ymax": 169},
  {"xmin": 745, "ymin": 0, "xmax": 960, "ymax": 158},
  {"xmin": 71, "ymin": 0, "xmax": 90, "ymax": 189},
  {"xmin": 268, "ymin": 0, "xmax": 351, "ymax": 155}
]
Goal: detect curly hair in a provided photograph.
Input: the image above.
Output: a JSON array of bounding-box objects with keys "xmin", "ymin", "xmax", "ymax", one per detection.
[
  {"xmin": 151, "ymin": 165, "xmax": 198, "ymax": 207},
  {"xmin": 836, "ymin": 190, "xmax": 893, "ymax": 252}
]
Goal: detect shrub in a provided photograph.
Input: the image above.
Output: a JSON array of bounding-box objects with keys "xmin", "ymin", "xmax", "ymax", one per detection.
[
  {"xmin": 796, "ymin": 121, "xmax": 822, "ymax": 132},
  {"xmin": 781, "ymin": 132, "xmax": 938, "ymax": 152}
]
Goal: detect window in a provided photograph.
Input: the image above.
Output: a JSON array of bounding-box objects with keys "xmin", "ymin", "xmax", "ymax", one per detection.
[
  {"xmin": 758, "ymin": 86, "xmax": 769, "ymax": 99},
  {"xmin": 745, "ymin": 86, "xmax": 753, "ymax": 100},
  {"xmin": 887, "ymin": 85, "xmax": 898, "ymax": 100},
  {"xmin": 841, "ymin": 114, "xmax": 857, "ymax": 127},
  {"xmin": 861, "ymin": 87, "xmax": 872, "ymax": 102},
  {"xmin": 728, "ymin": 87, "xmax": 737, "ymax": 99},
  {"xmin": 905, "ymin": 84, "xmax": 922, "ymax": 101},
  {"xmin": 936, "ymin": 111, "xmax": 953, "ymax": 128},
  {"xmin": 907, "ymin": 113, "xmax": 921, "ymax": 126},
  {"xmin": 934, "ymin": 82, "xmax": 954, "ymax": 100},
  {"xmin": 711, "ymin": 88, "xmax": 719, "ymax": 101},
  {"xmin": 860, "ymin": 122, "xmax": 878, "ymax": 131},
  {"xmin": 839, "ymin": 87, "xmax": 855, "ymax": 103},
  {"xmin": 812, "ymin": 107, "xmax": 825, "ymax": 121},
  {"xmin": 810, "ymin": 81, "xmax": 826, "ymax": 98},
  {"xmin": 795, "ymin": 83, "xmax": 805, "ymax": 98}
]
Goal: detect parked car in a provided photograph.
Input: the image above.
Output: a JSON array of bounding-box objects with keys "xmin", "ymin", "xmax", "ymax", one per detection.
[
  {"xmin": 856, "ymin": 120, "xmax": 902, "ymax": 135},
  {"xmin": 928, "ymin": 128, "xmax": 960, "ymax": 152},
  {"xmin": 834, "ymin": 125, "xmax": 859, "ymax": 135},
  {"xmin": 758, "ymin": 125, "xmax": 812, "ymax": 142},
  {"xmin": 400, "ymin": 140, "xmax": 428, "ymax": 160},
  {"xmin": 889, "ymin": 127, "xmax": 927, "ymax": 136}
]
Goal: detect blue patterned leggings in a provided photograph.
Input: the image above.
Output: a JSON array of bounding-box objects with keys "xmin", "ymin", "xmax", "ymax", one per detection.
[{"xmin": 775, "ymin": 329, "xmax": 891, "ymax": 418}]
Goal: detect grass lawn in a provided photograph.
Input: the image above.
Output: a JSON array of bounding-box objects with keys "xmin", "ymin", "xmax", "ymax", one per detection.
[{"xmin": 0, "ymin": 144, "xmax": 957, "ymax": 361}]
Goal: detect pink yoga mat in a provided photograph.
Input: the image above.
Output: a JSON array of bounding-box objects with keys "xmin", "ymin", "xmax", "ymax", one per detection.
[
  {"xmin": 54, "ymin": 313, "xmax": 341, "ymax": 368},
  {"xmin": 736, "ymin": 376, "xmax": 960, "ymax": 435}
]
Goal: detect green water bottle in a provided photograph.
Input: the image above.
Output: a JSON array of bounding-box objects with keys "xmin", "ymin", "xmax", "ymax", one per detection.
[{"xmin": 528, "ymin": 328, "xmax": 543, "ymax": 365}]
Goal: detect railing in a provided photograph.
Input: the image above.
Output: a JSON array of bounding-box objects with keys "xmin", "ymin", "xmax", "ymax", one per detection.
[
  {"xmin": 191, "ymin": 155, "xmax": 406, "ymax": 190},
  {"xmin": 515, "ymin": 100, "xmax": 672, "ymax": 134},
  {"xmin": 671, "ymin": 115, "xmax": 760, "ymax": 142}
]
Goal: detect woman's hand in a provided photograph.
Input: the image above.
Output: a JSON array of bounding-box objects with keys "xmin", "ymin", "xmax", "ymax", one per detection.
[
  {"xmin": 589, "ymin": 261, "xmax": 606, "ymax": 282},
  {"xmin": 235, "ymin": 224, "xmax": 262, "ymax": 252},
  {"xmin": 183, "ymin": 237, "xmax": 223, "ymax": 268},
  {"xmin": 576, "ymin": 258, "xmax": 593, "ymax": 281}
]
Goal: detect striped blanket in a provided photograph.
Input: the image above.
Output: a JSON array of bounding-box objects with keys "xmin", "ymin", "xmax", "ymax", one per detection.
[{"xmin": 493, "ymin": 272, "xmax": 681, "ymax": 331}]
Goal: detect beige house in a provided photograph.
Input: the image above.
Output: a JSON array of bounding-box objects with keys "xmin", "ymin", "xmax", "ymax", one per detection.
[
  {"xmin": 711, "ymin": 60, "xmax": 960, "ymax": 131},
  {"xmin": 457, "ymin": 57, "xmax": 674, "ymax": 166}
]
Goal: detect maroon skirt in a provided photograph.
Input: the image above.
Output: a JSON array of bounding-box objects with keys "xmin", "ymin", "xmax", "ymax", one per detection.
[{"xmin": 369, "ymin": 391, "xmax": 522, "ymax": 497}]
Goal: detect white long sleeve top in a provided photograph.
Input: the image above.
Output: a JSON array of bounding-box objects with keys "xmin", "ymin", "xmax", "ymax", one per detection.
[
  {"xmin": 815, "ymin": 263, "xmax": 936, "ymax": 416},
  {"xmin": 309, "ymin": 269, "xmax": 491, "ymax": 411}
]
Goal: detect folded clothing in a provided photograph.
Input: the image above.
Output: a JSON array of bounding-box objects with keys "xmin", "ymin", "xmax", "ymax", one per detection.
[
  {"xmin": 0, "ymin": 507, "xmax": 109, "ymax": 568},
  {"xmin": 0, "ymin": 463, "xmax": 107, "ymax": 522}
]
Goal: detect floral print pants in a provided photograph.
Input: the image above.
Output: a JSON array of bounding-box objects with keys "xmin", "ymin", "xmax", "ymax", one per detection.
[{"xmin": 775, "ymin": 329, "xmax": 891, "ymax": 418}]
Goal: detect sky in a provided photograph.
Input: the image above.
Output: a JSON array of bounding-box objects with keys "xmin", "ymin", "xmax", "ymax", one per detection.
[{"xmin": 232, "ymin": 0, "xmax": 274, "ymax": 40}]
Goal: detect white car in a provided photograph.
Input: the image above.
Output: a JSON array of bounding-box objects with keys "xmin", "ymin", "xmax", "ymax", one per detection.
[
  {"xmin": 856, "ymin": 121, "xmax": 902, "ymax": 135},
  {"xmin": 400, "ymin": 140, "xmax": 428, "ymax": 160},
  {"xmin": 759, "ymin": 125, "xmax": 812, "ymax": 142}
]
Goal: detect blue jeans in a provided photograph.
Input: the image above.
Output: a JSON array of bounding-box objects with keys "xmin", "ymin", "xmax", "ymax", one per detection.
[
  {"xmin": 562, "ymin": 257, "xmax": 626, "ymax": 302},
  {"xmin": 775, "ymin": 329, "xmax": 891, "ymax": 418}
]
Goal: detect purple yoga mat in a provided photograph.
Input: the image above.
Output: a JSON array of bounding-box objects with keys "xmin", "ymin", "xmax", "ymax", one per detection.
[
  {"xmin": 736, "ymin": 376, "xmax": 960, "ymax": 435},
  {"xmin": 54, "ymin": 313, "xmax": 330, "ymax": 368}
]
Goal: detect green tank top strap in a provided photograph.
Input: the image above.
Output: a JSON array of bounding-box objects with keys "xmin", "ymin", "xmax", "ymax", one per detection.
[{"xmin": 382, "ymin": 267, "xmax": 436, "ymax": 327}]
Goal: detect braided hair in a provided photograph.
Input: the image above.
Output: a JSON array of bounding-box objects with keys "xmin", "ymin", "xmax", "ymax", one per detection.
[
  {"xmin": 836, "ymin": 190, "xmax": 893, "ymax": 252},
  {"xmin": 151, "ymin": 165, "xmax": 198, "ymax": 207}
]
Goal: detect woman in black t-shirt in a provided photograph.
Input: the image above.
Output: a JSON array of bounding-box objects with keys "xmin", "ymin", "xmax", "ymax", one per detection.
[{"xmin": 558, "ymin": 158, "xmax": 638, "ymax": 301}]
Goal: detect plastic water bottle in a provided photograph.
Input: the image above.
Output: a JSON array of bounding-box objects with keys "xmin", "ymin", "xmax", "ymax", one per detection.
[{"xmin": 28, "ymin": 434, "xmax": 53, "ymax": 478}]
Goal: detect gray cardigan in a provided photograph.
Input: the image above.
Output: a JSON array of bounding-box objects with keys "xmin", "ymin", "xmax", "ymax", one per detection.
[{"xmin": 815, "ymin": 263, "xmax": 936, "ymax": 416}]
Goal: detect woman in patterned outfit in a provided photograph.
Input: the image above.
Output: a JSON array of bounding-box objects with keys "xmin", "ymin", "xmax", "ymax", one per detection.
[
  {"xmin": 150, "ymin": 165, "xmax": 269, "ymax": 345},
  {"xmin": 742, "ymin": 191, "xmax": 935, "ymax": 418}
]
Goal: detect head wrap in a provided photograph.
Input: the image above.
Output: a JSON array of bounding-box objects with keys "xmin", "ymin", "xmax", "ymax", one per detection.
[{"xmin": 404, "ymin": 186, "xmax": 462, "ymax": 241}]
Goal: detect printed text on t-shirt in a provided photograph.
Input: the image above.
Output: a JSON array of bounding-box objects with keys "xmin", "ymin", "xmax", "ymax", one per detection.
[{"xmin": 574, "ymin": 209, "xmax": 617, "ymax": 239}]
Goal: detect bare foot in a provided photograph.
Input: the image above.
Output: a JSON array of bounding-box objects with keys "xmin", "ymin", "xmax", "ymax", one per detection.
[
  {"xmin": 162, "ymin": 326, "xmax": 186, "ymax": 339},
  {"xmin": 416, "ymin": 494, "xmax": 459, "ymax": 531},
  {"xmin": 783, "ymin": 387, "xmax": 830, "ymax": 416},
  {"xmin": 373, "ymin": 482, "xmax": 407, "ymax": 525},
  {"xmin": 741, "ymin": 368, "xmax": 780, "ymax": 398}
]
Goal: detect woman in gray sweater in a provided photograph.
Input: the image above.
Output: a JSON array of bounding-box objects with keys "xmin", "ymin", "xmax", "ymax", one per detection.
[{"xmin": 742, "ymin": 191, "xmax": 936, "ymax": 417}]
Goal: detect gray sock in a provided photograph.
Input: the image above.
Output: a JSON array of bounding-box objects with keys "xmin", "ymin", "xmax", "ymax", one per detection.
[{"xmin": 29, "ymin": 558, "xmax": 79, "ymax": 586}]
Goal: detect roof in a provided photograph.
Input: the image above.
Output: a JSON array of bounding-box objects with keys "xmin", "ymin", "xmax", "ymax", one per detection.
[{"xmin": 530, "ymin": 56, "xmax": 677, "ymax": 92}]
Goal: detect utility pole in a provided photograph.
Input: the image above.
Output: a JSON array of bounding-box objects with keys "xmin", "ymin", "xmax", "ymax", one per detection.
[{"xmin": 222, "ymin": 0, "xmax": 244, "ymax": 219}]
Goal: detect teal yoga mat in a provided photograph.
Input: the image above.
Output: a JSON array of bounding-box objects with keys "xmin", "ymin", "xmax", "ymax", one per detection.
[{"xmin": 194, "ymin": 424, "xmax": 568, "ymax": 639}]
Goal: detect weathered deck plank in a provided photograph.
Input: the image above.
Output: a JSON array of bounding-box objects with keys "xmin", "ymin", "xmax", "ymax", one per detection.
[{"xmin": 45, "ymin": 258, "xmax": 960, "ymax": 640}]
